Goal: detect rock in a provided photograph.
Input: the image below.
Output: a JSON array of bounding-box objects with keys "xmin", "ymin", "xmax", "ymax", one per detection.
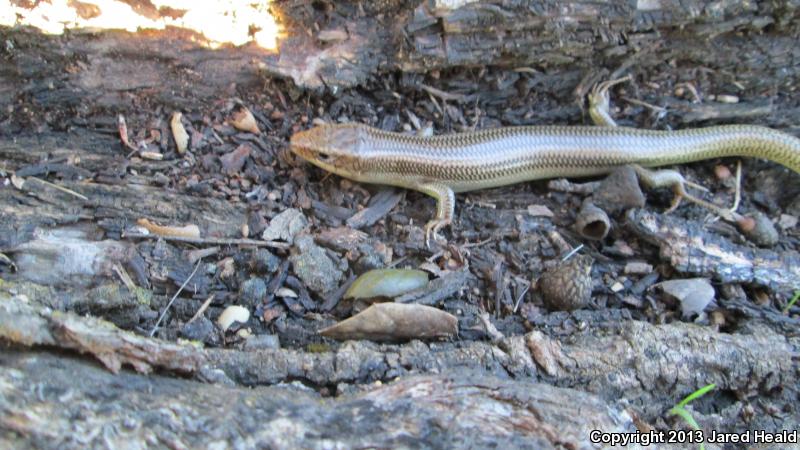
[
  {"xmin": 737, "ymin": 211, "xmax": 779, "ymax": 247},
  {"xmin": 180, "ymin": 317, "xmax": 216, "ymax": 344},
  {"xmin": 777, "ymin": 214, "xmax": 798, "ymax": 230},
  {"xmin": 289, "ymin": 235, "xmax": 346, "ymax": 294},
  {"xmin": 242, "ymin": 334, "xmax": 281, "ymax": 350},
  {"xmin": 239, "ymin": 277, "xmax": 267, "ymax": 307},
  {"xmin": 657, "ymin": 278, "xmax": 715, "ymax": 318},
  {"xmin": 593, "ymin": 166, "xmax": 645, "ymax": 215},
  {"xmin": 354, "ymin": 242, "xmax": 390, "ymax": 272},
  {"xmin": 220, "ymin": 143, "xmax": 252, "ymax": 175},
  {"xmin": 251, "ymin": 249, "xmax": 281, "ymax": 274},
  {"xmin": 526, "ymin": 204, "xmax": 554, "ymax": 217},
  {"xmin": 262, "ymin": 208, "xmax": 308, "ymax": 244}
]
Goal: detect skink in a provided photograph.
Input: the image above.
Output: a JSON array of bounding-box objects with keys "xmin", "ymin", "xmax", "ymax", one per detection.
[{"xmin": 290, "ymin": 117, "xmax": 800, "ymax": 246}]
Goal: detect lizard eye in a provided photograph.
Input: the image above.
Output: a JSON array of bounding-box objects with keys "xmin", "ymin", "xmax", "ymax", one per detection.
[{"xmin": 316, "ymin": 151, "xmax": 335, "ymax": 163}]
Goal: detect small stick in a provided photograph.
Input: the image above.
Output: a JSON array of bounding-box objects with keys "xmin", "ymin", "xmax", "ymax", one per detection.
[
  {"xmin": 25, "ymin": 176, "xmax": 89, "ymax": 201},
  {"xmin": 513, "ymin": 282, "xmax": 530, "ymax": 314},
  {"xmin": 561, "ymin": 244, "xmax": 584, "ymax": 262},
  {"xmin": 187, "ymin": 294, "xmax": 215, "ymax": 324},
  {"xmin": 419, "ymin": 84, "xmax": 467, "ymax": 103},
  {"xmin": 620, "ymin": 96, "xmax": 667, "ymax": 113},
  {"xmin": 122, "ymin": 232, "xmax": 290, "ymax": 249},
  {"xmin": 112, "ymin": 263, "xmax": 136, "ymax": 291},
  {"xmin": 150, "ymin": 259, "xmax": 202, "ymax": 337},
  {"xmin": 730, "ymin": 160, "xmax": 742, "ymax": 213}
]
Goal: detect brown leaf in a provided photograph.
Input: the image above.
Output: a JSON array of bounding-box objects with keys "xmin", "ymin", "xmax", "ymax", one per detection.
[{"xmin": 319, "ymin": 303, "xmax": 457, "ymax": 342}]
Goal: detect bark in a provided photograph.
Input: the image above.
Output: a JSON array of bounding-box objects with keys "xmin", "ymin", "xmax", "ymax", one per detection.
[
  {"xmin": 3, "ymin": 1, "xmax": 800, "ymax": 130},
  {"xmin": 1, "ymin": 291, "xmax": 797, "ymax": 437},
  {"xmin": 1, "ymin": 347, "xmax": 644, "ymax": 450}
]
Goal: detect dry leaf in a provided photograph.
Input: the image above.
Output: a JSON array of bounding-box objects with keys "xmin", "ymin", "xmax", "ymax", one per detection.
[
  {"xmin": 319, "ymin": 303, "xmax": 457, "ymax": 342},
  {"xmin": 230, "ymin": 104, "xmax": 260, "ymax": 134},
  {"xmin": 345, "ymin": 268, "xmax": 429, "ymax": 300}
]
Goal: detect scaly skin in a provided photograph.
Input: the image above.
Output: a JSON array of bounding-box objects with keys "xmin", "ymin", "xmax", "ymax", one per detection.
[{"xmin": 290, "ymin": 122, "xmax": 800, "ymax": 245}]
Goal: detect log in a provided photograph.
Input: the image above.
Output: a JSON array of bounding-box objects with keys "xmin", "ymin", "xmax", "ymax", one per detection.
[
  {"xmin": 0, "ymin": 348, "xmax": 641, "ymax": 450},
  {"xmin": 1, "ymin": 291, "xmax": 796, "ymax": 437},
  {"xmin": 2, "ymin": 1, "xmax": 800, "ymax": 128}
]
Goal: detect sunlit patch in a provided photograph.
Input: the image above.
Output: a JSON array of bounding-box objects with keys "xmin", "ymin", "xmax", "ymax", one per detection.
[{"xmin": 0, "ymin": 0, "xmax": 281, "ymax": 50}]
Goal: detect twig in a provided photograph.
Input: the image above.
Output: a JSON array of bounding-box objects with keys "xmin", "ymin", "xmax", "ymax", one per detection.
[
  {"xmin": 25, "ymin": 176, "xmax": 89, "ymax": 201},
  {"xmin": 188, "ymin": 294, "xmax": 216, "ymax": 324},
  {"xmin": 112, "ymin": 263, "xmax": 136, "ymax": 291},
  {"xmin": 547, "ymin": 178, "xmax": 600, "ymax": 195},
  {"xmin": 419, "ymin": 84, "xmax": 467, "ymax": 103},
  {"xmin": 478, "ymin": 312, "xmax": 505, "ymax": 342},
  {"xmin": 122, "ymin": 232, "xmax": 290, "ymax": 249},
  {"xmin": 513, "ymin": 282, "xmax": 530, "ymax": 314},
  {"xmin": 620, "ymin": 96, "xmax": 667, "ymax": 113},
  {"xmin": 547, "ymin": 230, "xmax": 572, "ymax": 255},
  {"xmin": 462, "ymin": 237, "xmax": 493, "ymax": 249},
  {"xmin": 561, "ymin": 244, "xmax": 584, "ymax": 262},
  {"xmin": 730, "ymin": 160, "xmax": 742, "ymax": 213},
  {"xmin": 426, "ymin": 91, "xmax": 444, "ymax": 117},
  {"xmin": 388, "ymin": 256, "xmax": 410, "ymax": 268},
  {"xmin": 150, "ymin": 259, "xmax": 202, "ymax": 337}
]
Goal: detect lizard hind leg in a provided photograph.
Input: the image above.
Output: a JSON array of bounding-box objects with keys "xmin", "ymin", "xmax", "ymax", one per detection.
[
  {"xmin": 632, "ymin": 165, "xmax": 737, "ymax": 221},
  {"xmin": 589, "ymin": 77, "xmax": 737, "ymax": 221},
  {"xmin": 588, "ymin": 75, "xmax": 632, "ymax": 127},
  {"xmin": 417, "ymin": 182, "xmax": 456, "ymax": 249}
]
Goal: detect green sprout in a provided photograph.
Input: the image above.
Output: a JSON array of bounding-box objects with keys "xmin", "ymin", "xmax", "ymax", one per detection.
[
  {"xmin": 668, "ymin": 383, "xmax": 716, "ymax": 450},
  {"xmin": 782, "ymin": 291, "xmax": 799, "ymax": 314}
]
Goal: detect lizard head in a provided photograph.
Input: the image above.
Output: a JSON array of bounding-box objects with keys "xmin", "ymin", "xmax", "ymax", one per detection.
[{"xmin": 290, "ymin": 123, "xmax": 366, "ymax": 179}]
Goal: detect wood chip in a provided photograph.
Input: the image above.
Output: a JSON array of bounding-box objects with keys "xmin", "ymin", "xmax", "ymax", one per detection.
[
  {"xmin": 170, "ymin": 112, "xmax": 189, "ymax": 154},
  {"xmin": 137, "ymin": 218, "xmax": 201, "ymax": 239},
  {"xmin": 526, "ymin": 204, "xmax": 554, "ymax": 217},
  {"xmin": 624, "ymin": 262, "xmax": 653, "ymax": 275}
]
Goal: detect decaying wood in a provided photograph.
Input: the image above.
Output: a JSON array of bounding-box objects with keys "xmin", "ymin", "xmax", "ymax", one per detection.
[
  {"xmin": 625, "ymin": 209, "xmax": 800, "ymax": 294},
  {"xmin": 2, "ymin": 288, "xmax": 796, "ymax": 435},
  {"xmin": 270, "ymin": 0, "xmax": 800, "ymax": 97},
  {"xmin": 0, "ymin": 291, "xmax": 205, "ymax": 374},
  {"xmin": 2, "ymin": 1, "xmax": 800, "ymax": 130},
  {"xmin": 0, "ymin": 135, "xmax": 250, "ymax": 250},
  {"xmin": 0, "ymin": 348, "xmax": 641, "ymax": 450}
]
